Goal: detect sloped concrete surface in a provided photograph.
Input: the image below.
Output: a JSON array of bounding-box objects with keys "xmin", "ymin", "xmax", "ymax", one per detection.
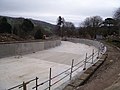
[
  {"xmin": 63, "ymin": 54, "xmax": 107, "ymax": 90},
  {"xmin": 0, "ymin": 40, "xmax": 61, "ymax": 58},
  {"xmin": 76, "ymin": 42, "xmax": 120, "ymax": 90}
]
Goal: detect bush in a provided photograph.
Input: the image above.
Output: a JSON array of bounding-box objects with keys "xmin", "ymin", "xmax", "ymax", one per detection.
[
  {"xmin": 21, "ymin": 19, "xmax": 34, "ymax": 32},
  {"xmin": 34, "ymin": 29, "xmax": 43, "ymax": 39}
]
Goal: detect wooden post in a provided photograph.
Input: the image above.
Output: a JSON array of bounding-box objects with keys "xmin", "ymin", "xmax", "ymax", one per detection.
[
  {"xmin": 92, "ymin": 49, "xmax": 94, "ymax": 64},
  {"xmin": 97, "ymin": 48, "xmax": 100, "ymax": 59},
  {"xmin": 84, "ymin": 53, "xmax": 87, "ymax": 70},
  {"xmin": 70, "ymin": 59, "xmax": 74, "ymax": 80},
  {"xmin": 23, "ymin": 81, "xmax": 27, "ymax": 90},
  {"xmin": 36, "ymin": 77, "xmax": 38, "ymax": 90},
  {"xmin": 83, "ymin": 53, "xmax": 87, "ymax": 70},
  {"xmin": 49, "ymin": 68, "xmax": 52, "ymax": 90}
]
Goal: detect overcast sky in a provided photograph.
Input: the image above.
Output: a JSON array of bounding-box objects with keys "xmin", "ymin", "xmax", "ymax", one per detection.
[{"xmin": 0, "ymin": 0, "xmax": 120, "ymax": 26}]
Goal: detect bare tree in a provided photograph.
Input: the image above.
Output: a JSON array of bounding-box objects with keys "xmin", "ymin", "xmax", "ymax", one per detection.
[
  {"xmin": 82, "ymin": 17, "xmax": 91, "ymax": 27},
  {"xmin": 63, "ymin": 22, "xmax": 76, "ymax": 37},
  {"xmin": 82, "ymin": 16, "xmax": 103, "ymax": 27},
  {"xmin": 81, "ymin": 16, "xmax": 103, "ymax": 39},
  {"xmin": 114, "ymin": 7, "xmax": 120, "ymax": 35},
  {"xmin": 114, "ymin": 7, "xmax": 120, "ymax": 20}
]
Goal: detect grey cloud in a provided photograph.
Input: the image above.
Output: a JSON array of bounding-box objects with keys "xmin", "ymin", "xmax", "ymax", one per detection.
[{"xmin": 0, "ymin": 0, "xmax": 120, "ymax": 26}]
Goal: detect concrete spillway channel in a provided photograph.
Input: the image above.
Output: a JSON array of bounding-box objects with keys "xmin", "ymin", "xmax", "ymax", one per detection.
[{"xmin": 0, "ymin": 39, "xmax": 106, "ymax": 90}]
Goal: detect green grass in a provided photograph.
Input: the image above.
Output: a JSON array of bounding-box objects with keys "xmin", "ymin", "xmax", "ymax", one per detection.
[
  {"xmin": 111, "ymin": 40, "xmax": 120, "ymax": 48},
  {"xmin": 107, "ymin": 40, "xmax": 120, "ymax": 48}
]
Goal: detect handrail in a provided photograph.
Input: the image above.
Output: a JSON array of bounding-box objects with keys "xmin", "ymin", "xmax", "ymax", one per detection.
[
  {"xmin": 51, "ymin": 68, "xmax": 71, "ymax": 80},
  {"xmin": 8, "ymin": 47, "xmax": 104, "ymax": 90},
  {"xmin": 8, "ymin": 78, "xmax": 36, "ymax": 90},
  {"xmin": 19, "ymin": 78, "xmax": 36, "ymax": 88},
  {"xmin": 32, "ymin": 68, "xmax": 71, "ymax": 89},
  {"xmin": 51, "ymin": 73, "xmax": 70, "ymax": 87},
  {"xmin": 73, "ymin": 64, "xmax": 84, "ymax": 73},
  {"xmin": 8, "ymin": 84, "xmax": 23, "ymax": 90},
  {"xmin": 73, "ymin": 60, "xmax": 84, "ymax": 67},
  {"xmin": 32, "ymin": 79, "xmax": 49, "ymax": 89},
  {"xmin": 44, "ymin": 73, "xmax": 70, "ymax": 90},
  {"xmin": 33, "ymin": 50, "xmax": 100, "ymax": 90}
]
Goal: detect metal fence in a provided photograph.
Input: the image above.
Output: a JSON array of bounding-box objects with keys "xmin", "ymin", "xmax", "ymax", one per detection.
[{"xmin": 8, "ymin": 45, "xmax": 105, "ymax": 90}]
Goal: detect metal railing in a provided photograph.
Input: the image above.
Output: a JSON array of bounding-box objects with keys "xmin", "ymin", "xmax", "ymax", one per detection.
[{"xmin": 8, "ymin": 45, "xmax": 105, "ymax": 90}]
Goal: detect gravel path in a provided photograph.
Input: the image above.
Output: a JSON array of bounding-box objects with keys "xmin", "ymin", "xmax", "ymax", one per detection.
[{"xmin": 77, "ymin": 42, "xmax": 120, "ymax": 90}]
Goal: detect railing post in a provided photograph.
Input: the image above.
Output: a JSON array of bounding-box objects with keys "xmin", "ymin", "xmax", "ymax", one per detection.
[
  {"xmin": 83, "ymin": 53, "xmax": 87, "ymax": 70},
  {"xmin": 35, "ymin": 77, "xmax": 38, "ymax": 90},
  {"xmin": 97, "ymin": 48, "xmax": 100, "ymax": 59},
  {"xmin": 49, "ymin": 68, "xmax": 52, "ymax": 90},
  {"xmin": 23, "ymin": 81, "xmax": 27, "ymax": 90},
  {"xmin": 91, "ymin": 49, "xmax": 94, "ymax": 64},
  {"xmin": 70, "ymin": 59, "xmax": 74, "ymax": 80}
]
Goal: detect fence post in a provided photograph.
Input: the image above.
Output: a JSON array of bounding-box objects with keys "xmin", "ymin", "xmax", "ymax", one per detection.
[
  {"xmin": 70, "ymin": 59, "xmax": 74, "ymax": 80},
  {"xmin": 91, "ymin": 49, "xmax": 94, "ymax": 64},
  {"xmin": 49, "ymin": 68, "xmax": 52, "ymax": 90},
  {"xmin": 23, "ymin": 81, "xmax": 27, "ymax": 90},
  {"xmin": 97, "ymin": 48, "xmax": 100, "ymax": 59},
  {"xmin": 83, "ymin": 53, "xmax": 87, "ymax": 70},
  {"xmin": 35, "ymin": 77, "xmax": 38, "ymax": 90}
]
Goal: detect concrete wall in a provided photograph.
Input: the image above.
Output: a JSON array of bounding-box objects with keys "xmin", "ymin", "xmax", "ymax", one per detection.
[
  {"xmin": 0, "ymin": 40, "xmax": 61, "ymax": 58},
  {"xmin": 67, "ymin": 38, "xmax": 102, "ymax": 49}
]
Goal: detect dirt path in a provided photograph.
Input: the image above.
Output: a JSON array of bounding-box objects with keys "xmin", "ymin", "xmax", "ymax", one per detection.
[{"xmin": 77, "ymin": 42, "xmax": 120, "ymax": 90}]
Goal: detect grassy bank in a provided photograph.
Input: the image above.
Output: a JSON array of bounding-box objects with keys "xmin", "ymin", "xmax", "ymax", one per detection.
[{"xmin": 107, "ymin": 39, "xmax": 120, "ymax": 48}]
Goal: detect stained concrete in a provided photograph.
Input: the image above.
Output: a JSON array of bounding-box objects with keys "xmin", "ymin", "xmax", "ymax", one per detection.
[
  {"xmin": 67, "ymin": 38, "xmax": 103, "ymax": 49},
  {"xmin": 0, "ymin": 40, "xmax": 61, "ymax": 58}
]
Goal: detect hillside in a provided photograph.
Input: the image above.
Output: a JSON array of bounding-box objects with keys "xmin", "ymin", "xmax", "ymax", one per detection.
[
  {"xmin": 0, "ymin": 15, "xmax": 55, "ymax": 28},
  {"xmin": 0, "ymin": 15, "xmax": 56, "ymax": 32},
  {"xmin": 0, "ymin": 15, "xmax": 57, "ymax": 42}
]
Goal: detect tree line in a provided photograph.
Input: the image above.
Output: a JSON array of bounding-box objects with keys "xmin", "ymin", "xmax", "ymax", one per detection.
[
  {"xmin": 0, "ymin": 17, "xmax": 49, "ymax": 40},
  {"xmin": 0, "ymin": 7, "xmax": 120, "ymax": 40},
  {"xmin": 56, "ymin": 7, "xmax": 120, "ymax": 39}
]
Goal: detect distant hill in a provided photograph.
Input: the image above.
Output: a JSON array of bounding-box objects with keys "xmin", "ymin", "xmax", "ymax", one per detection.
[
  {"xmin": 30, "ymin": 18, "xmax": 55, "ymax": 28},
  {"xmin": 30, "ymin": 18, "xmax": 56, "ymax": 35},
  {"xmin": 0, "ymin": 15, "xmax": 55, "ymax": 27},
  {"xmin": 0, "ymin": 15, "xmax": 56, "ymax": 35},
  {"xmin": 0, "ymin": 15, "xmax": 59, "ymax": 42}
]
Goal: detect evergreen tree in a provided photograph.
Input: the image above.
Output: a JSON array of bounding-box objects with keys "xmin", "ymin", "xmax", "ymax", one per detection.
[
  {"xmin": 0, "ymin": 17, "xmax": 12, "ymax": 33},
  {"xmin": 21, "ymin": 19, "xmax": 34, "ymax": 33},
  {"xmin": 34, "ymin": 29, "xmax": 43, "ymax": 39}
]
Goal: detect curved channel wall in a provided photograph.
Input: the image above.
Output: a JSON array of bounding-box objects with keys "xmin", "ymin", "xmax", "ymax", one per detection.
[
  {"xmin": 67, "ymin": 38, "xmax": 102, "ymax": 49},
  {"xmin": 0, "ymin": 40, "xmax": 61, "ymax": 58}
]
